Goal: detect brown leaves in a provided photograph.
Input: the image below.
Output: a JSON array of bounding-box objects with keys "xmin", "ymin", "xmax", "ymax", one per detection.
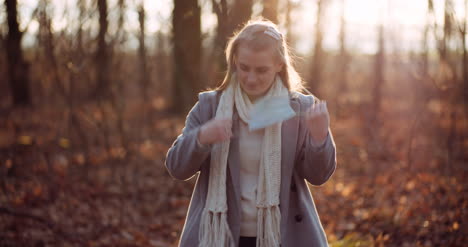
[
  {"xmin": 1, "ymin": 88, "xmax": 467, "ymax": 247},
  {"xmin": 316, "ymin": 167, "xmax": 467, "ymax": 246}
]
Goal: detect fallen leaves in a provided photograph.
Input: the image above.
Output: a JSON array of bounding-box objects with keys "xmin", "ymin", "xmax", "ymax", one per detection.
[{"xmin": 1, "ymin": 97, "xmax": 466, "ymax": 247}]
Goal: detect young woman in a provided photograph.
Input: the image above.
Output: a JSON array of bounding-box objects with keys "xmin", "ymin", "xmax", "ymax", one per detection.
[{"xmin": 165, "ymin": 19, "xmax": 337, "ymax": 247}]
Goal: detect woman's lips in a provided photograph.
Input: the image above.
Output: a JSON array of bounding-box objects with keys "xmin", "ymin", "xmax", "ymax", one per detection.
[{"xmin": 243, "ymin": 83, "xmax": 258, "ymax": 90}]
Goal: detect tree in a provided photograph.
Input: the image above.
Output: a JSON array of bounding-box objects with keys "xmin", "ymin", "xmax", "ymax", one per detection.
[
  {"xmin": 77, "ymin": 0, "xmax": 87, "ymax": 54},
  {"xmin": 172, "ymin": 0, "xmax": 202, "ymax": 113},
  {"xmin": 5, "ymin": 0, "xmax": 31, "ymax": 106},
  {"xmin": 36, "ymin": 0, "xmax": 66, "ymax": 102},
  {"xmin": 285, "ymin": 0, "xmax": 299, "ymax": 49},
  {"xmin": 229, "ymin": 0, "xmax": 253, "ymax": 32},
  {"xmin": 365, "ymin": 3, "xmax": 386, "ymax": 167},
  {"xmin": 211, "ymin": 0, "xmax": 229, "ymax": 75},
  {"xmin": 138, "ymin": 3, "xmax": 150, "ymax": 102},
  {"xmin": 262, "ymin": 0, "xmax": 278, "ymax": 24},
  {"xmin": 95, "ymin": 0, "xmax": 110, "ymax": 99},
  {"xmin": 211, "ymin": 0, "xmax": 253, "ymax": 76},
  {"xmin": 336, "ymin": 0, "xmax": 349, "ymax": 116},
  {"xmin": 309, "ymin": 0, "xmax": 326, "ymax": 96},
  {"xmin": 424, "ymin": 0, "xmax": 463, "ymax": 171},
  {"xmin": 460, "ymin": 0, "xmax": 467, "ymax": 109},
  {"xmin": 371, "ymin": 23, "xmax": 385, "ymax": 124}
]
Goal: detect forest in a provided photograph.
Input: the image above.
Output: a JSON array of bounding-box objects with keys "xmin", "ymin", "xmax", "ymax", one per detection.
[{"xmin": 0, "ymin": 0, "xmax": 467, "ymax": 246}]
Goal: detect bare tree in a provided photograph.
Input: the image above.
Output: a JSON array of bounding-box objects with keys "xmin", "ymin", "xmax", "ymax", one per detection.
[
  {"xmin": 309, "ymin": 0, "xmax": 326, "ymax": 96},
  {"xmin": 428, "ymin": 0, "xmax": 461, "ymax": 170},
  {"xmin": 138, "ymin": 3, "xmax": 150, "ymax": 102},
  {"xmin": 371, "ymin": 22, "xmax": 385, "ymax": 125},
  {"xmin": 441, "ymin": 0, "xmax": 453, "ymax": 62},
  {"xmin": 5, "ymin": 0, "xmax": 31, "ymax": 106},
  {"xmin": 117, "ymin": 0, "xmax": 126, "ymax": 42},
  {"xmin": 262, "ymin": 0, "xmax": 278, "ymax": 23},
  {"xmin": 95, "ymin": 0, "xmax": 110, "ymax": 99},
  {"xmin": 421, "ymin": 12, "xmax": 430, "ymax": 78},
  {"xmin": 77, "ymin": 0, "xmax": 87, "ymax": 54},
  {"xmin": 172, "ymin": 0, "xmax": 202, "ymax": 113},
  {"xmin": 155, "ymin": 30, "xmax": 168, "ymax": 93},
  {"xmin": 229, "ymin": 0, "xmax": 253, "ymax": 32},
  {"xmin": 211, "ymin": 0, "xmax": 253, "ymax": 75},
  {"xmin": 336, "ymin": 0, "xmax": 349, "ymax": 116},
  {"xmin": 211, "ymin": 0, "xmax": 229, "ymax": 74},
  {"xmin": 36, "ymin": 0, "xmax": 67, "ymax": 103},
  {"xmin": 285, "ymin": 0, "xmax": 299, "ymax": 49},
  {"xmin": 364, "ymin": 5, "xmax": 386, "ymax": 170},
  {"xmin": 458, "ymin": 0, "xmax": 467, "ymax": 169}
]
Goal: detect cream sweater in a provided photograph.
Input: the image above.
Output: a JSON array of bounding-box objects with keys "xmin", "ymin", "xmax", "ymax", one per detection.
[
  {"xmin": 236, "ymin": 115, "xmax": 326, "ymax": 237},
  {"xmin": 238, "ymin": 119, "xmax": 264, "ymax": 237}
]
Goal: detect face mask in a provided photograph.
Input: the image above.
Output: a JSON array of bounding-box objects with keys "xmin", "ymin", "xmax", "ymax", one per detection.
[{"xmin": 248, "ymin": 94, "xmax": 296, "ymax": 131}]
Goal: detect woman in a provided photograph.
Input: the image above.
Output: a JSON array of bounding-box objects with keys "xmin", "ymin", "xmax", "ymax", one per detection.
[{"xmin": 165, "ymin": 19, "xmax": 337, "ymax": 247}]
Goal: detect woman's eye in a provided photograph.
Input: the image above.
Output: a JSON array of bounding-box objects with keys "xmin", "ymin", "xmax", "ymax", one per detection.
[
  {"xmin": 257, "ymin": 69, "xmax": 268, "ymax": 74},
  {"xmin": 240, "ymin": 66, "xmax": 249, "ymax": 71}
]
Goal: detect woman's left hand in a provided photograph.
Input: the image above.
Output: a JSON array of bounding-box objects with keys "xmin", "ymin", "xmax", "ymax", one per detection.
[{"xmin": 305, "ymin": 100, "xmax": 330, "ymax": 145}]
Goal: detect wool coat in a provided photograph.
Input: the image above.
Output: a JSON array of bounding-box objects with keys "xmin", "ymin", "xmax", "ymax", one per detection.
[{"xmin": 165, "ymin": 90, "xmax": 337, "ymax": 247}]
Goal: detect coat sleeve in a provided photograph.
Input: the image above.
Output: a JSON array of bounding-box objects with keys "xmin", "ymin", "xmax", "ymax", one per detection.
[
  {"xmin": 165, "ymin": 95, "xmax": 213, "ymax": 181},
  {"xmin": 295, "ymin": 95, "xmax": 337, "ymax": 186}
]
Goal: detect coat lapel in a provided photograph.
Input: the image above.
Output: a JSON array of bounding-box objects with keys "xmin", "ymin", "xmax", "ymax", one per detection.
[
  {"xmin": 280, "ymin": 97, "xmax": 300, "ymax": 239},
  {"xmin": 226, "ymin": 97, "xmax": 300, "ymax": 241},
  {"xmin": 227, "ymin": 111, "xmax": 242, "ymax": 239}
]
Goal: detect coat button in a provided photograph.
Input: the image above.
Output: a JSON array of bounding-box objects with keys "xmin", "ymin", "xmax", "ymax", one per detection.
[
  {"xmin": 291, "ymin": 182, "xmax": 297, "ymax": 192},
  {"xmin": 295, "ymin": 214, "xmax": 303, "ymax": 222}
]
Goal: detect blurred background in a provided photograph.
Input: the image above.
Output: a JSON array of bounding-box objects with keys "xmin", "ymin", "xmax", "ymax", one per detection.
[{"xmin": 0, "ymin": 0, "xmax": 467, "ymax": 246}]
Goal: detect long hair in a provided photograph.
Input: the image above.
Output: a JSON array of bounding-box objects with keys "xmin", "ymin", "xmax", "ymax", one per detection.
[{"xmin": 215, "ymin": 19, "xmax": 306, "ymax": 93}]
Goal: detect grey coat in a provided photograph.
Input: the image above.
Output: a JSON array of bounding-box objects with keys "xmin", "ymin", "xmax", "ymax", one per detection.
[{"xmin": 165, "ymin": 90, "xmax": 337, "ymax": 247}]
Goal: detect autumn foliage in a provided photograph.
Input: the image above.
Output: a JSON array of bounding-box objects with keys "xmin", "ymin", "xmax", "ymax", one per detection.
[{"xmin": 1, "ymin": 0, "xmax": 467, "ymax": 246}]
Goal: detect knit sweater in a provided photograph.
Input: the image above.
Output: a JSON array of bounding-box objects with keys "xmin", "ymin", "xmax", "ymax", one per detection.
[{"xmin": 238, "ymin": 119, "xmax": 264, "ymax": 236}]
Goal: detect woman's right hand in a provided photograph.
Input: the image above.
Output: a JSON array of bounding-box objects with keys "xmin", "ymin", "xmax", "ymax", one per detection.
[{"xmin": 198, "ymin": 118, "xmax": 232, "ymax": 145}]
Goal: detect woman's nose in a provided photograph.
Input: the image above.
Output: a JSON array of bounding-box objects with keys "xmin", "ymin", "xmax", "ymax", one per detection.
[{"xmin": 247, "ymin": 72, "xmax": 257, "ymax": 83}]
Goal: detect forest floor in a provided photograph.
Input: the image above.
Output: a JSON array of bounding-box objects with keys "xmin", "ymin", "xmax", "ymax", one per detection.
[{"xmin": 0, "ymin": 101, "xmax": 467, "ymax": 247}]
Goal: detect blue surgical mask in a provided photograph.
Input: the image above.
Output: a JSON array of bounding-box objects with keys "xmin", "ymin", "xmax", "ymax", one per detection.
[{"xmin": 248, "ymin": 94, "xmax": 296, "ymax": 131}]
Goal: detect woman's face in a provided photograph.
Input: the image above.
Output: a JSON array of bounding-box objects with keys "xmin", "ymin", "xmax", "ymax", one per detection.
[{"xmin": 235, "ymin": 44, "xmax": 283, "ymax": 101}]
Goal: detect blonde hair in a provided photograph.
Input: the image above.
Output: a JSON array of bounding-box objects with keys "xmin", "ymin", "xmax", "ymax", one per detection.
[{"xmin": 216, "ymin": 19, "xmax": 306, "ymax": 93}]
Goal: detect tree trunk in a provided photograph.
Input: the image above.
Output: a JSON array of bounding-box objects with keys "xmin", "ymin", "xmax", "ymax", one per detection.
[
  {"xmin": 138, "ymin": 4, "xmax": 149, "ymax": 102},
  {"xmin": 229, "ymin": 0, "xmax": 253, "ymax": 33},
  {"xmin": 211, "ymin": 0, "xmax": 229, "ymax": 81},
  {"xmin": 262, "ymin": 0, "xmax": 278, "ymax": 24},
  {"xmin": 422, "ymin": 22, "xmax": 429, "ymax": 78},
  {"xmin": 441, "ymin": 0, "xmax": 453, "ymax": 61},
  {"xmin": 95, "ymin": 0, "xmax": 110, "ymax": 99},
  {"xmin": 211, "ymin": 0, "xmax": 253, "ymax": 78},
  {"xmin": 371, "ymin": 23, "xmax": 385, "ymax": 125},
  {"xmin": 172, "ymin": 0, "xmax": 202, "ymax": 113},
  {"xmin": 37, "ymin": 0, "xmax": 66, "ymax": 102},
  {"xmin": 309, "ymin": 0, "xmax": 326, "ymax": 96},
  {"xmin": 442, "ymin": 0, "xmax": 458, "ymax": 172},
  {"xmin": 5, "ymin": 0, "xmax": 31, "ymax": 106},
  {"xmin": 285, "ymin": 0, "xmax": 299, "ymax": 49},
  {"xmin": 156, "ymin": 31, "xmax": 168, "ymax": 92},
  {"xmin": 336, "ymin": 0, "xmax": 349, "ymax": 117},
  {"xmin": 77, "ymin": 0, "xmax": 86, "ymax": 54},
  {"xmin": 118, "ymin": 0, "xmax": 125, "ymax": 37},
  {"xmin": 462, "ymin": 0, "xmax": 468, "ymax": 110}
]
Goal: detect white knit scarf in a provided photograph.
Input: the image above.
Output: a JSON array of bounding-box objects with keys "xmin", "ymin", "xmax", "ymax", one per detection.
[{"xmin": 199, "ymin": 73, "xmax": 284, "ymax": 247}]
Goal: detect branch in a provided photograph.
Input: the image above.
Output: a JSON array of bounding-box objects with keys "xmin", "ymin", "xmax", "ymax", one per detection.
[{"xmin": 211, "ymin": 0, "xmax": 221, "ymax": 16}]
